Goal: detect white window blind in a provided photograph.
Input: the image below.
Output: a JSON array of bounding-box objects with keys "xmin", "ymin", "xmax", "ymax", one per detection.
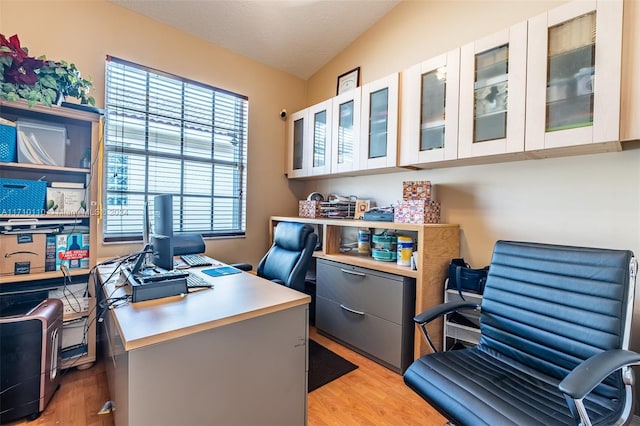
[{"xmin": 103, "ymin": 56, "xmax": 247, "ymax": 242}]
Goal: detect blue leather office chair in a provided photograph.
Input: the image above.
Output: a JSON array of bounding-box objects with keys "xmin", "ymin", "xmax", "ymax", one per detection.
[
  {"xmin": 404, "ymin": 240, "xmax": 640, "ymax": 426},
  {"xmin": 236, "ymin": 222, "xmax": 318, "ymax": 322}
]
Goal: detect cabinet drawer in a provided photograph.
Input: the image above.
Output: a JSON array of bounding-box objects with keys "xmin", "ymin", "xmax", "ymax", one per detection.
[
  {"xmin": 317, "ymin": 295, "xmax": 404, "ymax": 370},
  {"xmin": 317, "ymin": 259, "xmax": 405, "ymax": 324}
]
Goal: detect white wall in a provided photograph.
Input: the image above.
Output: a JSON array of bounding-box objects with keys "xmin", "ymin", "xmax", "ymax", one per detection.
[{"xmin": 305, "ymin": 150, "xmax": 640, "ymax": 266}]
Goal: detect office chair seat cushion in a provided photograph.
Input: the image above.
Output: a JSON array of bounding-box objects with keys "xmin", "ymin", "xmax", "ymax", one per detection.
[{"xmin": 404, "ymin": 345, "xmax": 624, "ymax": 426}]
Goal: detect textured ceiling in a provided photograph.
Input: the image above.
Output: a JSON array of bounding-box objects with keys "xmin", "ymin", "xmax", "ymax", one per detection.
[{"xmin": 110, "ymin": 0, "xmax": 400, "ymax": 80}]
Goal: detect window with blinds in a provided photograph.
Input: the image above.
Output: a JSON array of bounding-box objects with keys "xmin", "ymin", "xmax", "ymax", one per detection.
[{"xmin": 103, "ymin": 56, "xmax": 248, "ymax": 242}]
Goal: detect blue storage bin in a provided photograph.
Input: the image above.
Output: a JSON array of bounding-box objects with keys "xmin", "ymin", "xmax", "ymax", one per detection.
[
  {"xmin": 0, "ymin": 123, "xmax": 17, "ymax": 162},
  {"xmin": 0, "ymin": 179, "xmax": 47, "ymax": 215}
]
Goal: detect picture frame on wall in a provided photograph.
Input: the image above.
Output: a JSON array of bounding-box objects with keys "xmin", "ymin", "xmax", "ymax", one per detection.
[{"xmin": 336, "ymin": 67, "xmax": 360, "ymax": 95}]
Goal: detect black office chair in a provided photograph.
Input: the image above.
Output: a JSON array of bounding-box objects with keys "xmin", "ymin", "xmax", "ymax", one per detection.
[
  {"xmin": 236, "ymin": 222, "xmax": 318, "ymax": 322},
  {"xmin": 404, "ymin": 240, "xmax": 640, "ymax": 426}
]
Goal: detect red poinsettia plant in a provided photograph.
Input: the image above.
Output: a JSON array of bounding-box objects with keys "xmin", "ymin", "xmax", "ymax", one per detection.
[{"xmin": 0, "ymin": 33, "xmax": 95, "ymax": 107}]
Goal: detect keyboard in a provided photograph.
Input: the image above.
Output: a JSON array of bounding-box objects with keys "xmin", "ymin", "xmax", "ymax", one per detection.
[
  {"xmin": 186, "ymin": 273, "xmax": 214, "ymax": 289},
  {"xmin": 181, "ymin": 254, "xmax": 213, "ymax": 267}
]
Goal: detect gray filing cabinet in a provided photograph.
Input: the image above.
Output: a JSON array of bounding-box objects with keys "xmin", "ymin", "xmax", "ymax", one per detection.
[
  {"xmin": 316, "ymin": 259, "xmax": 416, "ymax": 373},
  {"xmin": 443, "ymin": 289, "xmax": 482, "ymax": 350}
]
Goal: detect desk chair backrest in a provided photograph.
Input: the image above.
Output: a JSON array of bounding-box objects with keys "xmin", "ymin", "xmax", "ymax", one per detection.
[
  {"xmin": 257, "ymin": 222, "xmax": 317, "ymax": 292},
  {"xmin": 479, "ymin": 241, "xmax": 635, "ymax": 404}
]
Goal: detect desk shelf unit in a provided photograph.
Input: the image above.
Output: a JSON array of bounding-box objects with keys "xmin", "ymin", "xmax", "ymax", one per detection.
[
  {"xmin": 0, "ymin": 100, "xmax": 101, "ymax": 370},
  {"xmin": 270, "ymin": 216, "xmax": 459, "ymax": 358}
]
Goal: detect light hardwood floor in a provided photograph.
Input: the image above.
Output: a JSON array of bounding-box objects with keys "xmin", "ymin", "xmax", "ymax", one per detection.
[{"xmin": 8, "ymin": 327, "xmax": 447, "ymax": 425}]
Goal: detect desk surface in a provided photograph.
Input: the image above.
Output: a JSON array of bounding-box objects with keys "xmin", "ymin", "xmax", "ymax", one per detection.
[{"xmin": 98, "ymin": 262, "xmax": 311, "ymax": 351}]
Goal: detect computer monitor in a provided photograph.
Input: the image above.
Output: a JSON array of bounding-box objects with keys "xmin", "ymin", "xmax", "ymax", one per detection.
[
  {"xmin": 153, "ymin": 194, "xmax": 174, "ymax": 238},
  {"xmin": 151, "ymin": 194, "xmax": 206, "ymax": 261},
  {"xmin": 142, "ymin": 200, "xmax": 151, "ymax": 246}
]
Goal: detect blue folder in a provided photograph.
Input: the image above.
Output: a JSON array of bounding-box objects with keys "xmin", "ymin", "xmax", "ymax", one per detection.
[{"xmin": 201, "ymin": 266, "xmax": 242, "ymax": 277}]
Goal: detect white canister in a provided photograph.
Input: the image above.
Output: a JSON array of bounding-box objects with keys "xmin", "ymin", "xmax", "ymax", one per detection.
[
  {"xmin": 397, "ymin": 236, "xmax": 413, "ymax": 266},
  {"xmin": 357, "ymin": 229, "xmax": 371, "ymax": 254}
]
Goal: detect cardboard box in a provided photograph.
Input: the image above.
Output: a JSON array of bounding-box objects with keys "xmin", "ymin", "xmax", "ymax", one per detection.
[
  {"xmin": 394, "ymin": 199, "xmax": 441, "ymax": 224},
  {"xmin": 299, "ymin": 200, "xmax": 321, "ymax": 218},
  {"xmin": 46, "ymin": 187, "xmax": 88, "ymax": 215},
  {"xmin": 55, "ymin": 233, "xmax": 90, "ymax": 270},
  {"xmin": 402, "ymin": 180, "xmax": 432, "ymax": 201},
  {"xmin": 0, "ymin": 233, "xmax": 46, "ymax": 275}
]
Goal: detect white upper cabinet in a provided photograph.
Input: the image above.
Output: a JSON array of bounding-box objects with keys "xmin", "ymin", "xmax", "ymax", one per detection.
[
  {"xmin": 458, "ymin": 21, "xmax": 528, "ymax": 159},
  {"xmin": 331, "ymin": 87, "xmax": 361, "ymax": 174},
  {"xmin": 286, "ymin": 109, "xmax": 309, "ymax": 178},
  {"xmin": 400, "ymin": 49, "xmax": 460, "ymax": 166},
  {"xmin": 359, "ymin": 72, "xmax": 399, "ymax": 170},
  {"xmin": 308, "ymin": 99, "xmax": 333, "ymax": 176},
  {"xmin": 525, "ymin": 0, "xmax": 623, "ymax": 151}
]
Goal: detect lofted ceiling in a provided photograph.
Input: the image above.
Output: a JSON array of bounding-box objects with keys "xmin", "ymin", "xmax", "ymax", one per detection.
[{"xmin": 109, "ymin": 0, "xmax": 400, "ymax": 80}]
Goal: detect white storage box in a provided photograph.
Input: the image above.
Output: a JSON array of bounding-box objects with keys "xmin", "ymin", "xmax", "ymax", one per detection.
[
  {"xmin": 17, "ymin": 120, "xmax": 67, "ymax": 166},
  {"xmin": 62, "ymin": 317, "xmax": 87, "ymax": 349},
  {"xmin": 46, "ymin": 187, "xmax": 88, "ymax": 214}
]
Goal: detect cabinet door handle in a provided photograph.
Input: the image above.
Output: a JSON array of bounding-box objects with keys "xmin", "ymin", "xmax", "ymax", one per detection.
[
  {"xmin": 340, "ymin": 304, "xmax": 365, "ymax": 316},
  {"xmin": 340, "ymin": 268, "xmax": 366, "ymax": 277}
]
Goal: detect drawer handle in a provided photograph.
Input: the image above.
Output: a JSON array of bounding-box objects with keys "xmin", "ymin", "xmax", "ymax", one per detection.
[
  {"xmin": 340, "ymin": 304, "xmax": 365, "ymax": 316},
  {"xmin": 340, "ymin": 268, "xmax": 366, "ymax": 277}
]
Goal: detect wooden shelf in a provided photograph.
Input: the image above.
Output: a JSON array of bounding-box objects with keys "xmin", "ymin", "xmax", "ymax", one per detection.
[
  {"xmin": 0, "ymin": 99, "xmax": 100, "ymax": 371},
  {"xmin": 271, "ymin": 216, "xmax": 460, "ymax": 358},
  {"xmin": 0, "ymin": 99, "xmax": 102, "ymax": 123},
  {"xmin": 0, "ymin": 162, "xmax": 90, "ymax": 174},
  {"xmin": 0, "ymin": 268, "xmax": 91, "ymax": 284}
]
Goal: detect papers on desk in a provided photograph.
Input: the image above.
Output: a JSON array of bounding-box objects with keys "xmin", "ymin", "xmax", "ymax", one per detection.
[{"xmin": 201, "ymin": 266, "xmax": 242, "ymax": 277}]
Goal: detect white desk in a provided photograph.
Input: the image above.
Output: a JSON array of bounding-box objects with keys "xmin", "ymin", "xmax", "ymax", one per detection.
[{"xmin": 98, "ymin": 263, "xmax": 310, "ymax": 426}]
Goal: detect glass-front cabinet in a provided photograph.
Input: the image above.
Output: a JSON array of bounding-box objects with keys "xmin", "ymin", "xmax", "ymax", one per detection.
[
  {"xmin": 286, "ymin": 109, "xmax": 308, "ymax": 178},
  {"xmin": 400, "ymin": 49, "xmax": 460, "ymax": 166},
  {"xmin": 458, "ymin": 22, "xmax": 527, "ymax": 159},
  {"xmin": 359, "ymin": 73, "xmax": 398, "ymax": 170},
  {"xmin": 308, "ymin": 99, "xmax": 333, "ymax": 176},
  {"xmin": 331, "ymin": 87, "xmax": 361, "ymax": 174},
  {"xmin": 525, "ymin": 0, "xmax": 623, "ymax": 151}
]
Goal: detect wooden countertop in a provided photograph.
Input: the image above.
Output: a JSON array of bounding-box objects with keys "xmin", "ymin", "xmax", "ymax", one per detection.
[{"xmin": 98, "ymin": 263, "xmax": 311, "ymax": 351}]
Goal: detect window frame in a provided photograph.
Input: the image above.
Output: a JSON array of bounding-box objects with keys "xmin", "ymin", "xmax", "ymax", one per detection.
[{"xmin": 102, "ymin": 56, "xmax": 248, "ymax": 243}]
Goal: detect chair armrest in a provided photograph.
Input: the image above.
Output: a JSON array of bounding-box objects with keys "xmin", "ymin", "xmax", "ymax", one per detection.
[
  {"xmin": 230, "ymin": 263, "xmax": 252, "ymax": 272},
  {"xmin": 414, "ymin": 301, "xmax": 480, "ymax": 325},
  {"xmin": 559, "ymin": 349, "xmax": 640, "ymax": 399}
]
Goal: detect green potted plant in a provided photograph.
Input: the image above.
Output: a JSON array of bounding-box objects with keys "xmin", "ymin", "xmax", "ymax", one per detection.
[
  {"xmin": 39, "ymin": 59, "xmax": 95, "ymax": 106},
  {"xmin": 0, "ymin": 33, "xmax": 95, "ymax": 107}
]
